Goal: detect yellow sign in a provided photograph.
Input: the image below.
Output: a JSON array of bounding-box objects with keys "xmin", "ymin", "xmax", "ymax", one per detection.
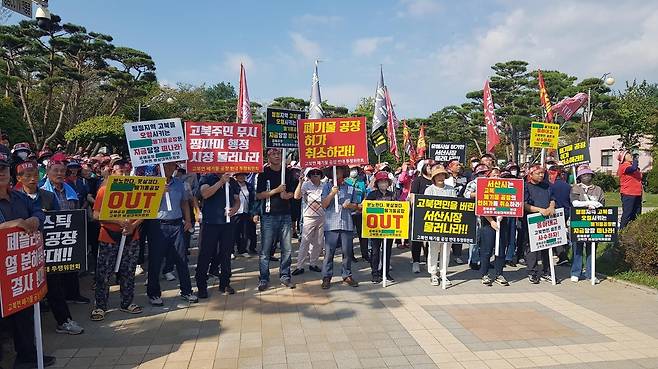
[
  {"xmin": 530, "ymin": 122, "xmax": 559, "ymax": 149},
  {"xmin": 361, "ymin": 200, "xmax": 410, "ymax": 239},
  {"xmin": 99, "ymin": 176, "xmax": 166, "ymax": 221}
]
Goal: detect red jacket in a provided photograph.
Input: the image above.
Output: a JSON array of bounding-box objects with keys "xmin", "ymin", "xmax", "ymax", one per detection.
[{"xmin": 618, "ymin": 161, "xmax": 642, "ymax": 196}]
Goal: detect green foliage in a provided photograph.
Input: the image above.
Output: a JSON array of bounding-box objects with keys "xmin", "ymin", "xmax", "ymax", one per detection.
[
  {"xmin": 0, "ymin": 97, "xmax": 31, "ymax": 143},
  {"xmin": 619, "ymin": 210, "xmax": 658, "ymax": 276},
  {"xmin": 64, "ymin": 115, "xmax": 127, "ymax": 152},
  {"xmin": 592, "ymin": 172, "xmax": 619, "ymax": 192},
  {"xmin": 646, "ymin": 152, "xmax": 658, "ymax": 194},
  {"xmin": 611, "ymin": 81, "xmax": 658, "ymax": 150}
]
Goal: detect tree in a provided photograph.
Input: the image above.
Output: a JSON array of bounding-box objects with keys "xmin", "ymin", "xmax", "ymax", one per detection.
[
  {"xmin": 0, "ymin": 96, "xmax": 31, "ymax": 143},
  {"xmin": 613, "ymin": 80, "xmax": 658, "ymax": 150},
  {"xmin": 64, "ymin": 115, "xmax": 127, "ymax": 154}
]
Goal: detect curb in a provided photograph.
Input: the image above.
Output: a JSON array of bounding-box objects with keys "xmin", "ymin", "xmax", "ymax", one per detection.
[{"xmin": 598, "ymin": 272, "xmax": 658, "ymax": 295}]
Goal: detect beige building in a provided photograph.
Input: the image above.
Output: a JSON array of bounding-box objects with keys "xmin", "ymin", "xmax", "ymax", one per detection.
[{"xmin": 588, "ymin": 135, "xmax": 653, "ymax": 174}]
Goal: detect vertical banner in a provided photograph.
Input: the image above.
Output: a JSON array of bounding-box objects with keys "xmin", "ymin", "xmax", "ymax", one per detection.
[
  {"xmin": 0, "ymin": 228, "xmax": 47, "ymax": 317},
  {"xmin": 265, "ymin": 108, "xmax": 306, "ymax": 148},
  {"xmin": 99, "ymin": 176, "xmax": 167, "ymax": 221},
  {"xmin": 475, "ymin": 178, "xmax": 525, "ymax": 217},
  {"xmin": 530, "ymin": 122, "xmax": 560, "ymax": 149},
  {"xmin": 428, "ymin": 143, "xmax": 467, "ymax": 163},
  {"xmin": 558, "ymin": 141, "xmax": 591, "ymax": 168},
  {"xmin": 297, "ymin": 117, "xmax": 369, "ymax": 168},
  {"xmin": 527, "ymin": 208, "xmax": 568, "ymax": 252},
  {"xmin": 43, "ymin": 210, "xmax": 87, "ymax": 273},
  {"xmin": 570, "ymin": 207, "xmax": 618, "ymax": 243},
  {"xmin": 361, "ymin": 201, "xmax": 410, "ymax": 239},
  {"xmin": 124, "ymin": 118, "xmax": 187, "ymax": 166},
  {"xmin": 411, "ymin": 195, "xmax": 477, "ymax": 244},
  {"xmin": 185, "ymin": 122, "xmax": 264, "ymax": 173}
]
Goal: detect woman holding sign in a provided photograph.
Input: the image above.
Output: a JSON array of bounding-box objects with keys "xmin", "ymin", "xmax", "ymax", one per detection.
[{"xmin": 366, "ymin": 171, "xmax": 396, "ymax": 283}]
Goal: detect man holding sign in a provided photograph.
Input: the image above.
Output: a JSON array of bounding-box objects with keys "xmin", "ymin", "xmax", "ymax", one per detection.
[{"xmin": 523, "ymin": 165, "xmax": 556, "ymax": 284}]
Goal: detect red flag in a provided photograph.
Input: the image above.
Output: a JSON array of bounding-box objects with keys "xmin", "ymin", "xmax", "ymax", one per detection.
[
  {"xmin": 236, "ymin": 63, "xmax": 253, "ymax": 124},
  {"xmin": 552, "ymin": 92, "xmax": 588, "ymax": 121},
  {"xmin": 483, "ymin": 80, "xmax": 499, "ymax": 153},
  {"xmin": 402, "ymin": 120, "xmax": 417, "ymax": 163},
  {"xmin": 384, "ymin": 87, "xmax": 400, "ymax": 161},
  {"xmin": 416, "ymin": 124, "xmax": 427, "ymax": 159},
  {"xmin": 538, "ymin": 69, "xmax": 553, "ymax": 123}
]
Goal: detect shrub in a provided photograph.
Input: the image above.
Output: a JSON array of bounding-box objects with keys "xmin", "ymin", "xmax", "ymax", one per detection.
[
  {"xmin": 645, "ymin": 153, "xmax": 658, "ymax": 194},
  {"xmin": 619, "ymin": 209, "xmax": 658, "ymax": 275},
  {"xmin": 592, "ymin": 172, "xmax": 619, "ymax": 192}
]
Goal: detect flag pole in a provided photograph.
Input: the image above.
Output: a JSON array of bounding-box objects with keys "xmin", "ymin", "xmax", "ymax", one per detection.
[{"xmin": 333, "ymin": 166, "xmax": 339, "ymax": 213}]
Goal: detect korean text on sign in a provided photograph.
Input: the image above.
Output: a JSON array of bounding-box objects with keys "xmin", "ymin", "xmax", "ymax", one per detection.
[
  {"xmin": 411, "ymin": 195, "xmax": 477, "ymax": 244},
  {"xmin": 0, "ymin": 228, "xmax": 47, "ymax": 317},
  {"xmin": 475, "ymin": 178, "xmax": 525, "ymax": 217},
  {"xmin": 570, "ymin": 207, "xmax": 618, "ymax": 243},
  {"xmin": 265, "ymin": 108, "xmax": 306, "ymax": 149},
  {"xmin": 124, "ymin": 118, "xmax": 187, "ymax": 167},
  {"xmin": 297, "ymin": 117, "xmax": 369, "ymax": 168},
  {"xmin": 530, "ymin": 122, "xmax": 560, "ymax": 149},
  {"xmin": 43, "ymin": 210, "xmax": 87, "ymax": 274},
  {"xmin": 428, "ymin": 143, "xmax": 467, "ymax": 164},
  {"xmin": 185, "ymin": 122, "xmax": 264, "ymax": 173},
  {"xmin": 558, "ymin": 141, "xmax": 591, "ymax": 168},
  {"xmin": 361, "ymin": 201, "xmax": 410, "ymax": 239},
  {"xmin": 99, "ymin": 176, "xmax": 166, "ymax": 221},
  {"xmin": 527, "ymin": 208, "xmax": 568, "ymax": 252}
]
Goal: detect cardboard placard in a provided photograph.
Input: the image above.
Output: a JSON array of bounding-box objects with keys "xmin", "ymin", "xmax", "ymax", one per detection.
[
  {"xmin": 429, "ymin": 142, "xmax": 466, "ymax": 163},
  {"xmin": 361, "ymin": 200, "xmax": 410, "ymax": 239},
  {"xmin": 570, "ymin": 207, "xmax": 618, "ymax": 243},
  {"xmin": 527, "ymin": 208, "xmax": 568, "ymax": 252},
  {"xmin": 475, "ymin": 178, "xmax": 525, "ymax": 217},
  {"xmin": 411, "ymin": 195, "xmax": 477, "ymax": 244},
  {"xmin": 530, "ymin": 122, "xmax": 560, "ymax": 149},
  {"xmin": 43, "ymin": 210, "xmax": 87, "ymax": 274},
  {"xmin": 266, "ymin": 108, "xmax": 306, "ymax": 148},
  {"xmin": 558, "ymin": 141, "xmax": 590, "ymax": 168},
  {"xmin": 124, "ymin": 118, "xmax": 187, "ymax": 166},
  {"xmin": 99, "ymin": 176, "xmax": 166, "ymax": 220},
  {"xmin": 297, "ymin": 117, "xmax": 369, "ymax": 168}
]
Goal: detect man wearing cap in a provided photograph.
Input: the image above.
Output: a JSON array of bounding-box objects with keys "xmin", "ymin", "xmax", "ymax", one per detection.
[
  {"xmin": 523, "ymin": 164, "xmax": 556, "ymax": 284},
  {"xmin": 618, "ymin": 151, "xmax": 643, "ymax": 229},
  {"xmin": 366, "ymin": 171, "xmax": 396, "ymax": 283},
  {"xmin": 256, "ymin": 148, "xmax": 296, "ymax": 291},
  {"xmin": 480, "ymin": 153, "xmax": 495, "ymax": 169},
  {"xmin": 292, "ymin": 167, "xmax": 325, "ymax": 275}
]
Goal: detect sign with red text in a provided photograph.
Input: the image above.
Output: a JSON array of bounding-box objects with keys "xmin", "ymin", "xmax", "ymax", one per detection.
[
  {"xmin": 124, "ymin": 118, "xmax": 187, "ymax": 167},
  {"xmin": 475, "ymin": 178, "xmax": 524, "ymax": 217},
  {"xmin": 361, "ymin": 200, "xmax": 410, "ymax": 239},
  {"xmin": 412, "ymin": 195, "xmax": 477, "ymax": 244},
  {"xmin": 297, "ymin": 117, "xmax": 368, "ymax": 168},
  {"xmin": 527, "ymin": 208, "xmax": 568, "ymax": 252},
  {"xmin": 0, "ymin": 228, "xmax": 47, "ymax": 317},
  {"xmin": 530, "ymin": 122, "xmax": 560, "ymax": 149},
  {"xmin": 185, "ymin": 122, "xmax": 264, "ymax": 173},
  {"xmin": 99, "ymin": 176, "xmax": 166, "ymax": 220}
]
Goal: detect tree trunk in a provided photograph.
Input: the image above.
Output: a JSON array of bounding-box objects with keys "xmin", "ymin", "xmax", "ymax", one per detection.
[
  {"xmin": 17, "ymin": 82, "xmax": 39, "ymax": 147},
  {"xmin": 91, "ymin": 142, "xmax": 101, "ymax": 156},
  {"xmin": 42, "ymin": 100, "xmax": 67, "ymax": 150}
]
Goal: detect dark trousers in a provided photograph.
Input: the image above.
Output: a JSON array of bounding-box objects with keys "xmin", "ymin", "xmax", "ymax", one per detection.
[
  {"xmin": 234, "ymin": 213, "xmax": 257, "ymax": 254},
  {"xmin": 411, "ymin": 241, "xmax": 428, "ymax": 263},
  {"xmin": 146, "ymin": 220, "xmax": 193, "ymax": 297},
  {"xmin": 521, "ymin": 218, "xmax": 549, "ymax": 276},
  {"xmin": 2, "ymin": 306, "xmax": 37, "ymax": 362},
  {"xmin": 46, "ymin": 273, "xmax": 72, "ymax": 325},
  {"xmin": 87, "ymin": 221, "xmax": 100, "ymax": 271},
  {"xmin": 370, "ymin": 238, "xmax": 392, "ymax": 277},
  {"xmin": 196, "ymin": 223, "xmax": 235, "ymax": 290},
  {"xmin": 137, "ymin": 225, "xmax": 147, "ymax": 265},
  {"xmin": 620, "ymin": 194, "xmax": 642, "ymax": 229},
  {"xmin": 451, "ymin": 244, "xmax": 463, "ymax": 259},
  {"xmin": 62, "ymin": 271, "xmax": 82, "ymax": 300},
  {"xmin": 352, "ymin": 213, "xmax": 369, "ymax": 260},
  {"xmin": 479, "ymin": 221, "xmax": 507, "ymax": 278}
]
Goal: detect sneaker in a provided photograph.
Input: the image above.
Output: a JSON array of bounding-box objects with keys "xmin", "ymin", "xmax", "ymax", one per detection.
[
  {"xmin": 258, "ymin": 281, "xmax": 269, "ymax": 291},
  {"xmin": 197, "ymin": 289, "xmax": 209, "ymax": 299},
  {"xmin": 482, "ymin": 275, "xmax": 493, "ymax": 286},
  {"xmin": 528, "ymin": 275, "xmax": 540, "ymax": 284},
  {"xmin": 469, "ymin": 263, "xmax": 479, "ymax": 271},
  {"xmin": 570, "ymin": 276, "xmax": 579, "ymax": 283},
  {"xmin": 66, "ymin": 295, "xmax": 90, "ymax": 304},
  {"xmin": 342, "ymin": 276, "xmax": 359, "ymax": 287},
  {"xmin": 241, "ymin": 253, "xmax": 250, "ymax": 258},
  {"xmin": 372, "ymin": 275, "xmax": 381, "ymax": 283},
  {"xmin": 280, "ymin": 280, "xmax": 296, "ymax": 289},
  {"xmin": 455, "ymin": 257, "xmax": 465, "ymax": 265},
  {"xmin": 430, "ymin": 274, "xmax": 440, "ymax": 286},
  {"xmin": 321, "ymin": 277, "xmax": 331, "ymax": 289},
  {"xmin": 556, "ymin": 258, "xmax": 569, "ymax": 266},
  {"xmin": 412, "ymin": 262, "xmax": 420, "ymax": 274},
  {"xmin": 385, "ymin": 274, "xmax": 395, "ymax": 282},
  {"xmin": 505, "ymin": 260, "xmax": 517, "ymax": 267},
  {"xmin": 56, "ymin": 320, "xmax": 84, "ymax": 335},
  {"xmin": 494, "ymin": 275, "xmax": 509, "ymax": 286},
  {"xmin": 181, "ymin": 293, "xmax": 199, "ymax": 303},
  {"xmin": 164, "ymin": 272, "xmax": 176, "ymax": 281},
  {"xmin": 309, "ymin": 265, "xmax": 321, "ymax": 272},
  {"xmin": 540, "ymin": 273, "xmax": 552, "ymax": 283},
  {"xmin": 443, "ymin": 277, "xmax": 453, "ymax": 286},
  {"xmin": 219, "ymin": 285, "xmax": 236, "ymax": 295},
  {"xmin": 351, "ymin": 256, "xmax": 359, "ymax": 263},
  {"xmin": 149, "ymin": 296, "xmax": 164, "ymax": 306},
  {"xmin": 134, "ymin": 264, "xmax": 144, "ymax": 276},
  {"xmin": 291, "ymin": 268, "xmax": 305, "ymax": 276},
  {"xmin": 231, "ymin": 254, "xmax": 236, "ymax": 260}
]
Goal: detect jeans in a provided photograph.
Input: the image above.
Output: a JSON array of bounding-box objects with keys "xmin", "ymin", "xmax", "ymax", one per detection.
[
  {"xmin": 620, "ymin": 194, "xmax": 642, "ymax": 229},
  {"xmin": 259, "ymin": 214, "xmax": 293, "ymax": 283},
  {"xmin": 146, "ymin": 220, "xmax": 193, "ymax": 297},
  {"xmin": 196, "ymin": 223, "xmax": 235, "ymax": 290},
  {"xmin": 323, "ymin": 230, "xmax": 354, "ymax": 279},
  {"xmin": 571, "ymin": 242, "xmax": 593, "ymax": 278}
]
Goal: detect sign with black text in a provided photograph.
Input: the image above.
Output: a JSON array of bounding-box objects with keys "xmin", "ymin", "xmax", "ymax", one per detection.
[
  {"xmin": 570, "ymin": 207, "xmax": 618, "ymax": 243},
  {"xmin": 266, "ymin": 108, "xmax": 306, "ymax": 148},
  {"xmin": 411, "ymin": 195, "xmax": 477, "ymax": 244},
  {"xmin": 43, "ymin": 210, "xmax": 87, "ymax": 273},
  {"xmin": 429, "ymin": 142, "xmax": 466, "ymax": 163}
]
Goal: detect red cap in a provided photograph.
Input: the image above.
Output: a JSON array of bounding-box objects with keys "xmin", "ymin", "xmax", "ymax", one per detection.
[{"xmin": 16, "ymin": 160, "xmax": 37, "ymax": 173}]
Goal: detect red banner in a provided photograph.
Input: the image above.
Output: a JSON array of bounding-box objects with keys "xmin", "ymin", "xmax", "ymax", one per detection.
[
  {"xmin": 475, "ymin": 178, "xmax": 525, "ymax": 218},
  {"xmin": 483, "ymin": 80, "xmax": 499, "ymax": 153},
  {"xmin": 185, "ymin": 122, "xmax": 264, "ymax": 173},
  {"xmin": 297, "ymin": 117, "xmax": 368, "ymax": 168},
  {"xmin": 0, "ymin": 228, "xmax": 47, "ymax": 317}
]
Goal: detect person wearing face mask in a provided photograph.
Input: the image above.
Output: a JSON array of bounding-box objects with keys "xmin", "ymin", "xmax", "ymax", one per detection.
[
  {"xmin": 292, "ymin": 168, "xmax": 325, "ymax": 275},
  {"xmin": 464, "ymin": 156, "xmax": 480, "ymax": 182},
  {"xmin": 37, "ymin": 149, "xmax": 53, "ymax": 181},
  {"xmin": 345, "ymin": 165, "xmax": 368, "ymax": 262},
  {"xmin": 479, "ymin": 167, "xmax": 510, "ymax": 286},
  {"xmin": 570, "ymin": 165, "xmax": 605, "ymax": 283},
  {"xmin": 409, "ymin": 160, "xmax": 434, "ymax": 273},
  {"xmin": 423, "ymin": 166, "xmax": 456, "ymax": 286},
  {"xmin": 523, "ymin": 164, "xmax": 556, "ymax": 284},
  {"xmin": 366, "ymin": 171, "xmax": 396, "ymax": 283}
]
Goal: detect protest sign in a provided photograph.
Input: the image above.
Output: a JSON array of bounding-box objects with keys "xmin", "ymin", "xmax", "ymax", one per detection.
[
  {"xmin": 558, "ymin": 141, "xmax": 590, "ymax": 168},
  {"xmin": 475, "ymin": 178, "xmax": 524, "ymax": 217},
  {"xmin": 527, "ymin": 208, "xmax": 568, "ymax": 252},
  {"xmin": 428, "ymin": 142, "xmax": 466, "ymax": 163},
  {"xmin": 266, "ymin": 108, "xmax": 306, "ymax": 148},
  {"xmin": 0, "ymin": 228, "xmax": 47, "ymax": 317},
  {"xmin": 297, "ymin": 117, "xmax": 368, "ymax": 168},
  {"xmin": 99, "ymin": 176, "xmax": 166, "ymax": 221},
  {"xmin": 570, "ymin": 207, "xmax": 618, "ymax": 243},
  {"xmin": 43, "ymin": 210, "xmax": 87, "ymax": 274},
  {"xmin": 530, "ymin": 122, "xmax": 560, "ymax": 149},
  {"xmin": 124, "ymin": 118, "xmax": 187, "ymax": 167},
  {"xmin": 185, "ymin": 122, "xmax": 263, "ymax": 173},
  {"xmin": 411, "ymin": 195, "xmax": 477, "ymax": 244},
  {"xmin": 361, "ymin": 201, "xmax": 410, "ymax": 239}
]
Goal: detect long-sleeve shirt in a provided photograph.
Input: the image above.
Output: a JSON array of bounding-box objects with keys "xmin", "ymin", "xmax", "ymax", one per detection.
[
  {"xmin": 397, "ymin": 171, "xmax": 414, "ymax": 201},
  {"xmin": 618, "ymin": 160, "xmax": 643, "ymax": 196}
]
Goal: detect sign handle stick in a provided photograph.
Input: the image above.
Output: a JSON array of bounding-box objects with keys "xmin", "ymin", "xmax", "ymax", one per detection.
[
  {"xmin": 382, "ymin": 238, "xmax": 387, "ymax": 288},
  {"xmin": 540, "ymin": 148, "xmax": 546, "ymax": 167},
  {"xmin": 494, "ymin": 216, "xmax": 502, "ymax": 257},
  {"xmin": 591, "ymin": 242, "xmax": 596, "ymax": 286},
  {"xmin": 572, "ymin": 166, "xmax": 578, "ymax": 185},
  {"xmin": 442, "ymin": 242, "xmax": 448, "ymax": 290},
  {"xmin": 115, "ymin": 235, "xmax": 126, "ymax": 273},
  {"xmin": 548, "ymin": 247, "xmax": 556, "ymax": 286},
  {"xmin": 159, "ymin": 163, "xmax": 172, "ymax": 211},
  {"xmin": 34, "ymin": 303, "xmax": 44, "ymax": 369},
  {"xmin": 225, "ymin": 184, "xmax": 231, "ymax": 223},
  {"xmin": 281, "ymin": 148, "xmax": 286, "ymax": 185},
  {"xmin": 333, "ymin": 166, "xmax": 339, "ymax": 213}
]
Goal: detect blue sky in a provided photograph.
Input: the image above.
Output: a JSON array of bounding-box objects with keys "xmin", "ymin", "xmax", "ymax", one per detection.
[{"xmin": 9, "ymin": 0, "xmax": 658, "ymax": 118}]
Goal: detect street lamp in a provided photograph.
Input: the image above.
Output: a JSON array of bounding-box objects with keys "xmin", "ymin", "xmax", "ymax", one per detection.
[
  {"xmin": 585, "ymin": 73, "xmax": 615, "ymax": 142},
  {"xmin": 138, "ymin": 92, "xmax": 176, "ymax": 121}
]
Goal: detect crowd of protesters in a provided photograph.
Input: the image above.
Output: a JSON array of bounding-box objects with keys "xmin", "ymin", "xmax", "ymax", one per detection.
[{"xmin": 0, "ymin": 134, "xmax": 645, "ymax": 368}]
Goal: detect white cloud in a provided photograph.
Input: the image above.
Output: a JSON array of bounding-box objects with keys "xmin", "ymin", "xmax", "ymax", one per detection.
[
  {"xmin": 352, "ymin": 37, "xmax": 394, "ymax": 57},
  {"xmin": 290, "ymin": 33, "xmax": 321, "ymax": 61},
  {"xmin": 397, "ymin": 0, "xmax": 442, "ymax": 18},
  {"xmin": 298, "ymin": 14, "xmax": 342, "ymax": 25},
  {"xmin": 222, "ymin": 53, "xmax": 254, "ymax": 75}
]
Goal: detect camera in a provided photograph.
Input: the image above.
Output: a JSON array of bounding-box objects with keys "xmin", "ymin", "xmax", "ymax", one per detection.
[{"xmin": 35, "ymin": 5, "xmax": 52, "ymax": 30}]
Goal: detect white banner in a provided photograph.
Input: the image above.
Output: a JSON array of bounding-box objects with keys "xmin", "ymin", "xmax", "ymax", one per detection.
[
  {"xmin": 527, "ymin": 207, "xmax": 568, "ymax": 252},
  {"xmin": 124, "ymin": 118, "xmax": 187, "ymax": 167}
]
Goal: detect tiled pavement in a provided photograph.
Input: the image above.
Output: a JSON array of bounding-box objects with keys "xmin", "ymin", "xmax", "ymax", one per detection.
[{"xmin": 3, "ymin": 238, "xmax": 658, "ymax": 369}]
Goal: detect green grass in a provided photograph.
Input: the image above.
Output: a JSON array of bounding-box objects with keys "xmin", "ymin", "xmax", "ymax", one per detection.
[
  {"xmin": 594, "ymin": 242, "xmax": 658, "ymax": 290},
  {"xmin": 604, "ymin": 192, "xmax": 658, "ymax": 208}
]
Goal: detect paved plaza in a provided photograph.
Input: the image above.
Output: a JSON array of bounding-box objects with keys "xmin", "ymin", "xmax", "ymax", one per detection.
[{"xmin": 3, "ymin": 238, "xmax": 658, "ymax": 369}]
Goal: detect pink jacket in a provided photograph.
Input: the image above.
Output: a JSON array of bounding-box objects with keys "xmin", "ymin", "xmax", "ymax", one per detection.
[{"xmin": 397, "ymin": 170, "xmax": 414, "ymax": 201}]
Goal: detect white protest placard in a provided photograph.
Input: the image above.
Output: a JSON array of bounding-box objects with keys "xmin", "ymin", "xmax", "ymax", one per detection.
[
  {"xmin": 124, "ymin": 118, "xmax": 187, "ymax": 167},
  {"xmin": 527, "ymin": 208, "xmax": 568, "ymax": 252}
]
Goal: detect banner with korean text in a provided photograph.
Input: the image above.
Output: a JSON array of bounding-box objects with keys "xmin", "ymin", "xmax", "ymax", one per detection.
[
  {"xmin": 558, "ymin": 141, "xmax": 591, "ymax": 168},
  {"xmin": 43, "ymin": 210, "xmax": 87, "ymax": 274},
  {"xmin": 527, "ymin": 208, "xmax": 568, "ymax": 252},
  {"xmin": 411, "ymin": 195, "xmax": 477, "ymax": 244},
  {"xmin": 530, "ymin": 122, "xmax": 560, "ymax": 149},
  {"xmin": 266, "ymin": 108, "xmax": 306, "ymax": 148},
  {"xmin": 297, "ymin": 117, "xmax": 368, "ymax": 168},
  {"xmin": 124, "ymin": 118, "xmax": 187, "ymax": 167},
  {"xmin": 570, "ymin": 207, "xmax": 618, "ymax": 243},
  {"xmin": 99, "ymin": 176, "xmax": 166, "ymax": 221},
  {"xmin": 475, "ymin": 178, "xmax": 525, "ymax": 217},
  {"xmin": 186, "ymin": 122, "xmax": 264, "ymax": 173},
  {"xmin": 361, "ymin": 201, "xmax": 410, "ymax": 239}
]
